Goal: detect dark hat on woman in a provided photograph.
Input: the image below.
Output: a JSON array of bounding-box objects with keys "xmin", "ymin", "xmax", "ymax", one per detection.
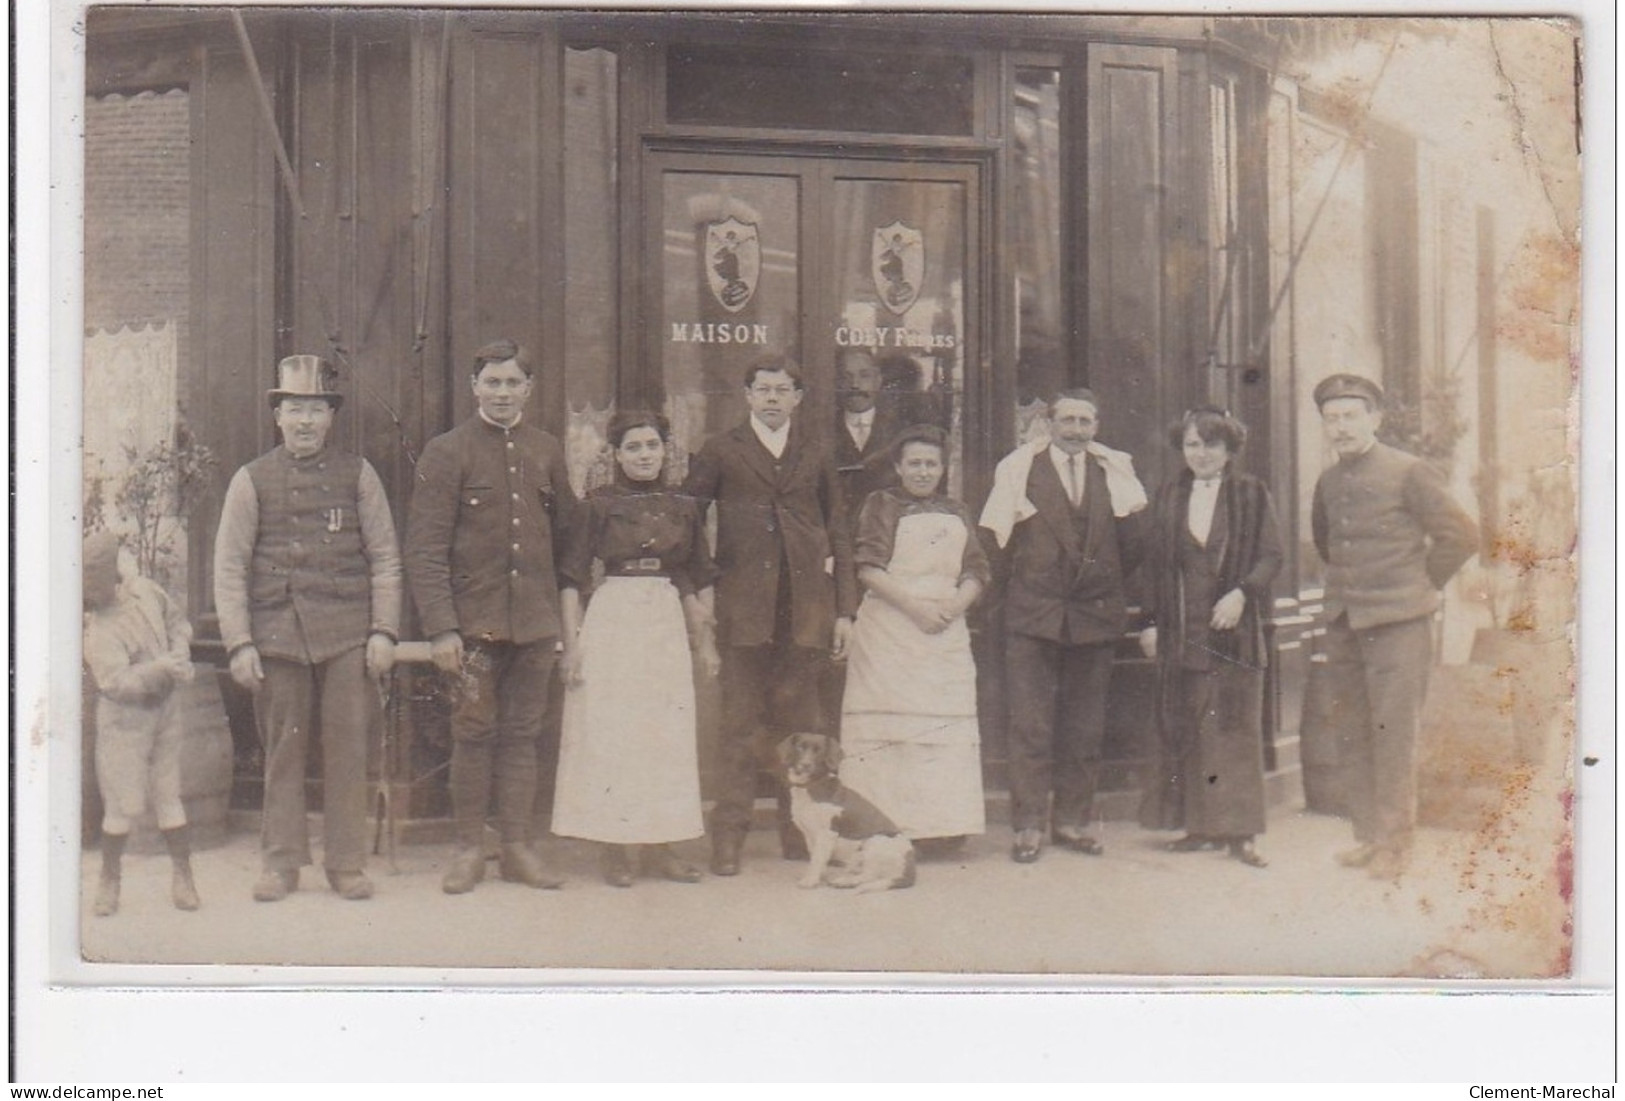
[{"xmin": 267, "ymin": 354, "xmax": 344, "ymax": 409}]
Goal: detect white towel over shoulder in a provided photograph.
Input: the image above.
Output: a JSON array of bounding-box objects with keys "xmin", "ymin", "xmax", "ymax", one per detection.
[{"xmin": 978, "ymin": 439, "xmax": 1148, "ymax": 548}]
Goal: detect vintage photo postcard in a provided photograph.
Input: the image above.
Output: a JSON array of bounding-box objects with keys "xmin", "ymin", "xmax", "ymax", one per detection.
[{"xmin": 33, "ymin": 2, "xmax": 1603, "ymax": 996}]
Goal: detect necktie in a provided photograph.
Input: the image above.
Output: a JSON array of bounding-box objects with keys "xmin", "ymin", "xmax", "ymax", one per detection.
[
  {"xmin": 1068, "ymin": 454, "xmax": 1083, "ymax": 508},
  {"xmin": 851, "ymin": 419, "xmax": 870, "ymax": 451}
]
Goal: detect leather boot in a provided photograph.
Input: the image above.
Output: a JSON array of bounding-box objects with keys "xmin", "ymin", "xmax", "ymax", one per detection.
[
  {"xmin": 253, "ymin": 868, "xmax": 298, "ymax": 902},
  {"xmin": 1336, "ymin": 842, "xmax": 1379, "ymax": 868},
  {"xmin": 441, "ymin": 847, "xmax": 486, "ymax": 895},
  {"xmin": 326, "ymin": 870, "xmax": 376, "ymax": 900},
  {"xmin": 600, "ymin": 844, "xmax": 635, "ymax": 888},
  {"xmin": 162, "ymin": 826, "xmax": 200, "ymax": 911},
  {"xmin": 94, "ymin": 832, "xmax": 126, "ymax": 917},
  {"xmin": 779, "ymin": 824, "xmax": 810, "ymax": 861},
  {"xmin": 777, "ymin": 798, "xmax": 809, "ymax": 860},
  {"xmin": 709, "ymin": 831, "xmax": 743, "ymax": 876},
  {"xmin": 641, "ymin": 843, "xmax": 702, "ymax": 883},
  {"xmin": 499, "ymin": 842, "xmax": 564, "ymax": 890}
]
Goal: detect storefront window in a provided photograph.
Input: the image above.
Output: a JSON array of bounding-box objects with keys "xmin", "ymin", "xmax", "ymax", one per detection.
[
  {"xmin": 667, "ymin": 44, "xmax": 975, "ymax": 136},
  {"xmin": 1012, "ymin": 66, "xmax": 1063, "ymax": 442},
  {"xmin": 563, "ymin": 46, "xmax": 618, "ymax": 493},
  {"xmin": 1208, "ymin": 73, "xmax": 1244, "ymax": 378}
]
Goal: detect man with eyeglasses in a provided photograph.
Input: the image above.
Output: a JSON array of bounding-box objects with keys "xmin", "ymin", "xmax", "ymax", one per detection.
[
  {"xmin": 405, "ymin": 339, "xmax": 577, "ymax": 894},
  {"xmin": 685, "ymin": 356, "xmax": 859, "ymax": 875}
]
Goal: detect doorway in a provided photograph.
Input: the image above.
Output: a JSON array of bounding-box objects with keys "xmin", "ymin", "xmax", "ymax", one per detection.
[{"xmin": 642, "ymin": 151, "xmax": 984, "ymax": 498}]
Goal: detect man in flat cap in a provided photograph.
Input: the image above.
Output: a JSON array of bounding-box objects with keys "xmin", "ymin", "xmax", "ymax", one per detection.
[
  {"xmin": 214, "ymin": 354, "xmax": 401, "ymax": 902},
  {"xmin": 1310, "ymin": 373, "xmax": 1478, "ymax": 881},
  {"xmin": 405, "ymin": 339, "xmax": 575, "ymax": 894}
]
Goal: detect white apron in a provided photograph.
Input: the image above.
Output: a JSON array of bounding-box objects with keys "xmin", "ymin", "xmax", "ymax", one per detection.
[
  {"xmin": 551, "ymin": 576, "xmax": 704, "ymax": 844},
  {"xmin": 840, "ymin": 511, "xmax": 985, "ymax": 838}
]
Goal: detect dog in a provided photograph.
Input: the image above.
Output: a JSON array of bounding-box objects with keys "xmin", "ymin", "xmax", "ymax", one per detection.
[{"xmin": 776, "ymin": 733, "xmax": 916, "ymax": 893}]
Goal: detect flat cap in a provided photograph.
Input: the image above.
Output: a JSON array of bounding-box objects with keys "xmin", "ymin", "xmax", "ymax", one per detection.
[{"xmin": 1312, "ymin": 373, "xmax": 1385, "ymax": 410}]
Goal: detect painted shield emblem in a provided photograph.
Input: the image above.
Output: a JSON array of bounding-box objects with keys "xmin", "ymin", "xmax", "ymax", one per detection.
[
  {"xmin": 705, "ymin": 218, "xmax": 761, "ymax": 313},
  {"xmin": 872, "ymin": 221, "xmax": 925, "ymax": 315}
]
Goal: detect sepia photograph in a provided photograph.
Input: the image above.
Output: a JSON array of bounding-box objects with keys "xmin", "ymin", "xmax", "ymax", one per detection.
[{"xmin": 12, "ymin": 0, "xmax": 1611, "ymax": 1081}]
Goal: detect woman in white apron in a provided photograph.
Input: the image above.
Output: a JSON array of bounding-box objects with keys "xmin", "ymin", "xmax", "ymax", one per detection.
[
  {"xmin": 840, "ymin": 424, "xmax": 991, "ymax": 853},
  {"xmin": 553, "ymin": 410, "xmax": 721, "ymax": 886}
]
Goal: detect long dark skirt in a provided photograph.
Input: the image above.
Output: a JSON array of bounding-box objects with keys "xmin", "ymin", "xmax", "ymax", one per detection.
[{"xmin": 1141, "ymin": 665, "xmax": 1267, "ymax": 838}]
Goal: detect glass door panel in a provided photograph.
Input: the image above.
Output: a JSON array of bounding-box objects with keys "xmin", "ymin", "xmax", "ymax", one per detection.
[
  {"xmin": 826, "ymin": 168, "xmax": 975, "ymax": 501},
  {"xmin": 646, "ymin": 155, "xmax": 981, "ymax": 501},
  {"xmin": 653, "ymin": 164, "xmax": 801, "ymax": 482}
]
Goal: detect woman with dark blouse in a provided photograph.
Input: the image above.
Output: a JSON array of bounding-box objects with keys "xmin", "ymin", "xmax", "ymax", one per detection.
[
  {"xmin": 553, "ymin": 410, "xmax": 722, "ymax": 887},
  {"xmin": 840, "ymin": 424, "xmax": 991, "ymax": 851},
  {"xmin": 1138, "ymin": 407, "xmax": 1283, "ymax": 868}
]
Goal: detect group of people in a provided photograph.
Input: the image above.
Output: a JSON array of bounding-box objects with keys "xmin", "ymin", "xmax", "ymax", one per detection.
[{"xmin": 82, "ymin": 340, "xmax": 1478, "ymax": 914}]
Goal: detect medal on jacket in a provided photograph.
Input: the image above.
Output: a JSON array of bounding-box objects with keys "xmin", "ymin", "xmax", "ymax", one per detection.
[{"xmin": 326, "ymin": 507, "xmax": 344, "ymax": 533}]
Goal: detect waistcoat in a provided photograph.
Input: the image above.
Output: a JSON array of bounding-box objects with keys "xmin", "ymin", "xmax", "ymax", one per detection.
[{"xmin": 246, "ymin": 448, "xmax": 371, "ymax": 663}]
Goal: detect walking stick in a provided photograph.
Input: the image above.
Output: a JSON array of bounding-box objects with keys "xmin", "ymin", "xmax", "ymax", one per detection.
[{"xmin": 373, "ymin": 641, "xmax": 436, "ymax": 872}]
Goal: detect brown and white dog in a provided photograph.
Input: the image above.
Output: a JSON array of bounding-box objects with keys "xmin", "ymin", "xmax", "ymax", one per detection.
[{"xmin": 776, "ymin": 733, "xmax": 916, "ymax": 893}]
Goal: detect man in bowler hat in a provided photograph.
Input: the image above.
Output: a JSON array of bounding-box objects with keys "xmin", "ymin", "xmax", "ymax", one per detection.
[
  {"xmin": 1311, "ymin": 373, "xmax": 1478, "ymax": 881},
  {"xmin": 214, "ymin": 355, "xmax": 402, "ymax": 902}
]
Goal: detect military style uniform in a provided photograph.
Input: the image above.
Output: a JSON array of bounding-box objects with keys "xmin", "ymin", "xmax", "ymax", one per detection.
[
  {"xmin": 1311, "ymin": 438, "xmax": 1478, "ymax": 857},
  {"xmin": 405, "ymin": 412, "xmax": 576, "ymax": 855}
]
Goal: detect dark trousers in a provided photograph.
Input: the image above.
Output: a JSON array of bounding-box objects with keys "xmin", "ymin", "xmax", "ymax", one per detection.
[
  {"xmin": 710, "ymin": 640, "xmax": 827, "ymax": 838},
  {"xmin": 446, "ymin": 639, "xmax": 557, "ymax": 848},
  {"xmin": 257, "ymin": 648, "xmax": 372, "ymax": 874},
  {"xmin": 1005, "ymin": 632, "xmax": 1114, "ymax": 832},
  {"xmin": 1322, "ymin": 613, "xmax": 1434, "ymax": 852}
]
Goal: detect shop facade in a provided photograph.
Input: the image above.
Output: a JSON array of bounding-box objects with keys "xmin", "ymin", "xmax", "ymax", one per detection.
[{"xmin": 86, "ymin": 10, "xmax": 1558, "ymax": 822}]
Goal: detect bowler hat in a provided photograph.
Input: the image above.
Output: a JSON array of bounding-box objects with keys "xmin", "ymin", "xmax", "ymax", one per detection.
[
  {"xmin": 1312, "ymin": 373, "xmax": 1384, "ymax": 410},
  {"xmin": 267, "ymin": 354, "xmax": 344, "ymax": 409}
]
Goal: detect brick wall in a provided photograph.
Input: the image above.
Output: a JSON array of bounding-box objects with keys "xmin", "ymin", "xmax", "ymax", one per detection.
[{"xmin": 84, "ymin": 89, "xmax": 190, "ymax": 331}]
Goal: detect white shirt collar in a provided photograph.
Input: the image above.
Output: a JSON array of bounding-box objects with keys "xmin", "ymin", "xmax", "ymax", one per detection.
[
  {"xmin": 1048, "ymin": 443, "xmax": 1086, "ymax": 472},
  {"xmin": 751, "ymin": 414, "xmax": 791, "ymax": 458},
  {"xmin": 844, "ymin": 408, "xmax": 875, "ymax": 429},
  {"xmin": 1049, "ymin": 444, "xmax": 1088, "ymax": 503}
]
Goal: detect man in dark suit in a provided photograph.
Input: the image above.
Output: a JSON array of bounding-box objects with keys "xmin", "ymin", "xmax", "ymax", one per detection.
[
  {"xmin": 980, "ymin": 388, "xmax": 1147, "ymax": 863},
  {"xmin": 834, "ymin": 348, "xmax": 903, "ymax": 519},
  {"xmin": 685, "ymin": 356, "xmax": 859, "ymax": 875},
  {"xmin": 1311, "ymin": 373, "xmax": 1478, "ymax": 881}
]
